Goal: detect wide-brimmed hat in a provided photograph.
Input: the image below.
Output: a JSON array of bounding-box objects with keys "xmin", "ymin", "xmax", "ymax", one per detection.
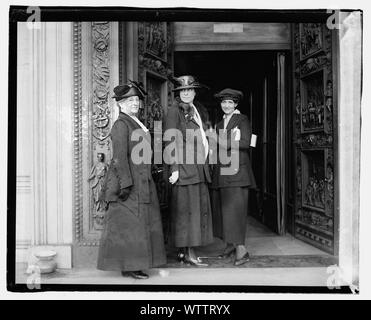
[
  {"xmin": 214, "ymin": 88, "xmax": 243, "ymax": 102},
  {"xmin": 170, "ymin": 75, "xmax": 207, "ymax": 91},
  {"xmin": 112, "ymin": 80, "xmax": 147, "ymax": 101}
]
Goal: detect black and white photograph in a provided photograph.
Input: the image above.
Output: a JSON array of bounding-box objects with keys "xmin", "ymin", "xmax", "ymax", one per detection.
[{"xmin": 3, "ymin": 0, "xmax": 368, "ymax": 302}]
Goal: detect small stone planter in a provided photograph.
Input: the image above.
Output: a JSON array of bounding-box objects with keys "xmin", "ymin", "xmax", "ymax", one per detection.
[{"xmin": 34, "ymin": 250, "xmax": 57, "ymax": 274}]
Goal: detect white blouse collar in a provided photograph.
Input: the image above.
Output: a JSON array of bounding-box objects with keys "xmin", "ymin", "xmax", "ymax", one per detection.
[{"xmin": 129, "ymin": 115, "xmax": 149, "ymax": 133}]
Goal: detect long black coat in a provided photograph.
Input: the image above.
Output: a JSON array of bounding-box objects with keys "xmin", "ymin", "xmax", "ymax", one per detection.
[
  {"xmin": 164, "ymin": 98, "xmax": 213, "ymax": 247},
  {"xmin": 211, "ymin": 113, "xmax": 256, "ymax": 189},
  {"xmin": 164, "ymin": 98, "xmax": 211, "ymax": 185},
  {"xmin": 97, "ymin": 112, "xmax": 166, "ymax": 271}
]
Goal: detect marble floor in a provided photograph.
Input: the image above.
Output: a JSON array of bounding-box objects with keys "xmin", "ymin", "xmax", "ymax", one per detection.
[
  {"xmin": 193, "ymin": 215, "xmax": 329, "ymax": 257},
  {"xmin": 15, "ymin": 216, "xmax": 336, "ymax": 288}
]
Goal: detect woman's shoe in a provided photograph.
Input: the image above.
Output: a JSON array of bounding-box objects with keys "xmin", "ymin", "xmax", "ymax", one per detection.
[
  {"xmin": 185, "ymin": 255, "xmax": 209, "ymax": 267},
  {"xmin": 177, "ymin": 252, "xmax": 187, "ymax": 264},
  {"xmin": 121, "ymin": 270, "xmax": 149, "ymax": 279},
  {"xmin": 234, "ymin": 251, "xmax": 250, "ymax": 266}
]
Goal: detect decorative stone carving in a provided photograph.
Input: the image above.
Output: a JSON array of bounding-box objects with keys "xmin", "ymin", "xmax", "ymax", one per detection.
[
  {"xmin": 73, "ymin": 22, "xmax": 115, "ymax": 246},
  {"xmin": 88, "ymin": 153, "xmax": 108, "ymax": 228},
  {"xmin": 73, "ymin": 22, "xmax": 83, "ymax": 243},
  {"xmin": 92, "ymin": 22, "xmax": 111, "ymax": 144},
  {"xmin": 90, "ymin": 22, "xmax": 113, "ymax": 230}
]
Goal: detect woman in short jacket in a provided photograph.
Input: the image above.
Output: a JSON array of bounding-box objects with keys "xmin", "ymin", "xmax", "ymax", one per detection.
[{"xmin": 210, "ymin": 88, "xmax": 257, "ymax": 266}]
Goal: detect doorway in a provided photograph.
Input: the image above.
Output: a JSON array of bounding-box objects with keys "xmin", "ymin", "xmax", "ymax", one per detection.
[{"xmin": 174, "ymin": 50, "xmax": 293, "ymax": 236}]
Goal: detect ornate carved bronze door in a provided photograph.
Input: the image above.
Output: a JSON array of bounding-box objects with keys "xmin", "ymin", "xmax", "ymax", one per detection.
[
  {"xmin": 292, "ymin": 23, "xmax": 338, "ymax": 254},
  {"xmin": 119, "ymin": 21, "xmax": 174, "ymax": 242}
]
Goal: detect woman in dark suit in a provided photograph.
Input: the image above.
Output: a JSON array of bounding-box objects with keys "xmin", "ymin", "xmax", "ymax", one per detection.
[
  {"xmin": 211, "ymin": 88, "xmax": 257, "ymax": 266},
  {"xmin": 97, "ymin": 81, "xmax": 166, "ymax": 279},
  {"xmin": 164, "ymin": 75, "xmax": 213, "ymax": 266}
]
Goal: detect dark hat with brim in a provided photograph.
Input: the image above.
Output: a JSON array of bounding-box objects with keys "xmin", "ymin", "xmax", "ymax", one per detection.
[
  {"xmin": 171, "ymin": 75, "xmax": 207, "ymax": 91},
  {"xmin": 214, "ymin": 88, "xmax": 243, "ymax": 102},
  {"xmin": 112, "ymin": 80, "xmax": 147, "ymax": 101}
]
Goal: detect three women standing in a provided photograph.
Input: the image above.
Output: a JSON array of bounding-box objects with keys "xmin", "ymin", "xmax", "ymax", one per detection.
[
  {"xmin": 211, "ymin": 88, "xmax": 256, "ymax": 266},
  {"xmin": 97, "ymin": 79, "xmax": 255, "ymax": 277},
  {"xmin": 97, "ymin": 82, "xmax": 166, "ymax": 279}
]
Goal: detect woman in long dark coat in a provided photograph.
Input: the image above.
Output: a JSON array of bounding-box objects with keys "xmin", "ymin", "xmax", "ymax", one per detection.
[
  {"xmin": 97, "ymin": 81, "xmax": 166, "ymax": 279},
  {"xmin": 211, "ymin": 88, "xmax": 257, "ymax": 266},
  {"xmin": 164, "ymin": 75, "xmax": 213, "ymax": 266}
]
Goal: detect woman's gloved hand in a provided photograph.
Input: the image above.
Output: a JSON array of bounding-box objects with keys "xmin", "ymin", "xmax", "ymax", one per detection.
[
  {"xmin": 118, "ymin": 187, "xmax": 131, "ymax": 201},
  {"xmin": 169, "ymin": 170, "xmax": 179, "ymax": 184}
]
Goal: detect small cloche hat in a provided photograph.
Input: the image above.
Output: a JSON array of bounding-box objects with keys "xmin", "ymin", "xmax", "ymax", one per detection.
[{"xmin": 214, "ymin": 88, "xmax": 244, "ymax": 102}]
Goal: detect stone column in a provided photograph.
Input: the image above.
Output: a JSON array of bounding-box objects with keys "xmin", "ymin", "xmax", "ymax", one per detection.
[
  {"xmin": 338, "ymin": 11, "xmax": 361, "ymax": 287},
  {"xmin": 17, "ymin": 22, "xmax": 74, "ymax": 269}
]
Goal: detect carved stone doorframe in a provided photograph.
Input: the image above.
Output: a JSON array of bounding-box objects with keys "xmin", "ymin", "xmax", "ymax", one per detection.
[{"xmin": 72, "ymin": 21, "xmax": 119, "ymax": 267}]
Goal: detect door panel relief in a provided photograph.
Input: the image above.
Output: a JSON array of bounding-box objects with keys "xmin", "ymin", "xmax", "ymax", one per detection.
[
  {"xmin": 137, "ymin": 22, "xmax": 174, "ymax": 241},
  {"xmin": 293, "ymin": 23, "xmax": 336, "ymax": 254}
]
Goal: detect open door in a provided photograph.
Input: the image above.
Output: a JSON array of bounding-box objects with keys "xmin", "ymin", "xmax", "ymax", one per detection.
[
  {"xmin": 276, "ymin": 52, "xmax": 288, "ymax": 235},
  {"xmin": 119, "ymin": 21, "xmax": 174, "ymax": 242},
  {"xmin": 249, "ymin": 51, "xmax": 289, "ymax": 235},
  {"xmin": 292, "ymin": 23, "xmax": 338, "ymax": 254}
]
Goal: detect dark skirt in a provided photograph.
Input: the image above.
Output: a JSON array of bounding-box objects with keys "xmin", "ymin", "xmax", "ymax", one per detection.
[
  {"xmin": 211, "ymin": 187, "xmax": 249, "ymax": 245},
  {"xmin": 97, "ymin": 181, "xmax": 167, "ymax": 272},
  {"xmin": 171, "ymin": 182, "xmax": 213, "ymax": 248}
]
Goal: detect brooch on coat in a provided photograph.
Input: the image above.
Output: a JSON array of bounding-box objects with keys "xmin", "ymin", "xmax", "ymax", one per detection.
[{"xmin": 179, "ymin": 101, "xmax": 194, "ymax": 123}]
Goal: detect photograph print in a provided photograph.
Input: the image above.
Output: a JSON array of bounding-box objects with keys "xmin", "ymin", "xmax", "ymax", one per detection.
[{"xmin": 9, "ymin": 6, "xmax": 362, "ymax": 294}]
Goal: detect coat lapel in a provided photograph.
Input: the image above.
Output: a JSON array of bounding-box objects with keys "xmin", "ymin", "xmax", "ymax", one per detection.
[
  {"xmin": 119, "ymin": 112, "xmax": 140, "ymax": 129},
  {"xmin": 225, "ymin": 114, "xmax": 241, "ymax": 131},
  {"xmin": 118, "ymin": 112, "xmax": 150, "ymax": 142},
  {"xmin": 120, "ymin": 112, "xmax": 150, "ymax": 133}
]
